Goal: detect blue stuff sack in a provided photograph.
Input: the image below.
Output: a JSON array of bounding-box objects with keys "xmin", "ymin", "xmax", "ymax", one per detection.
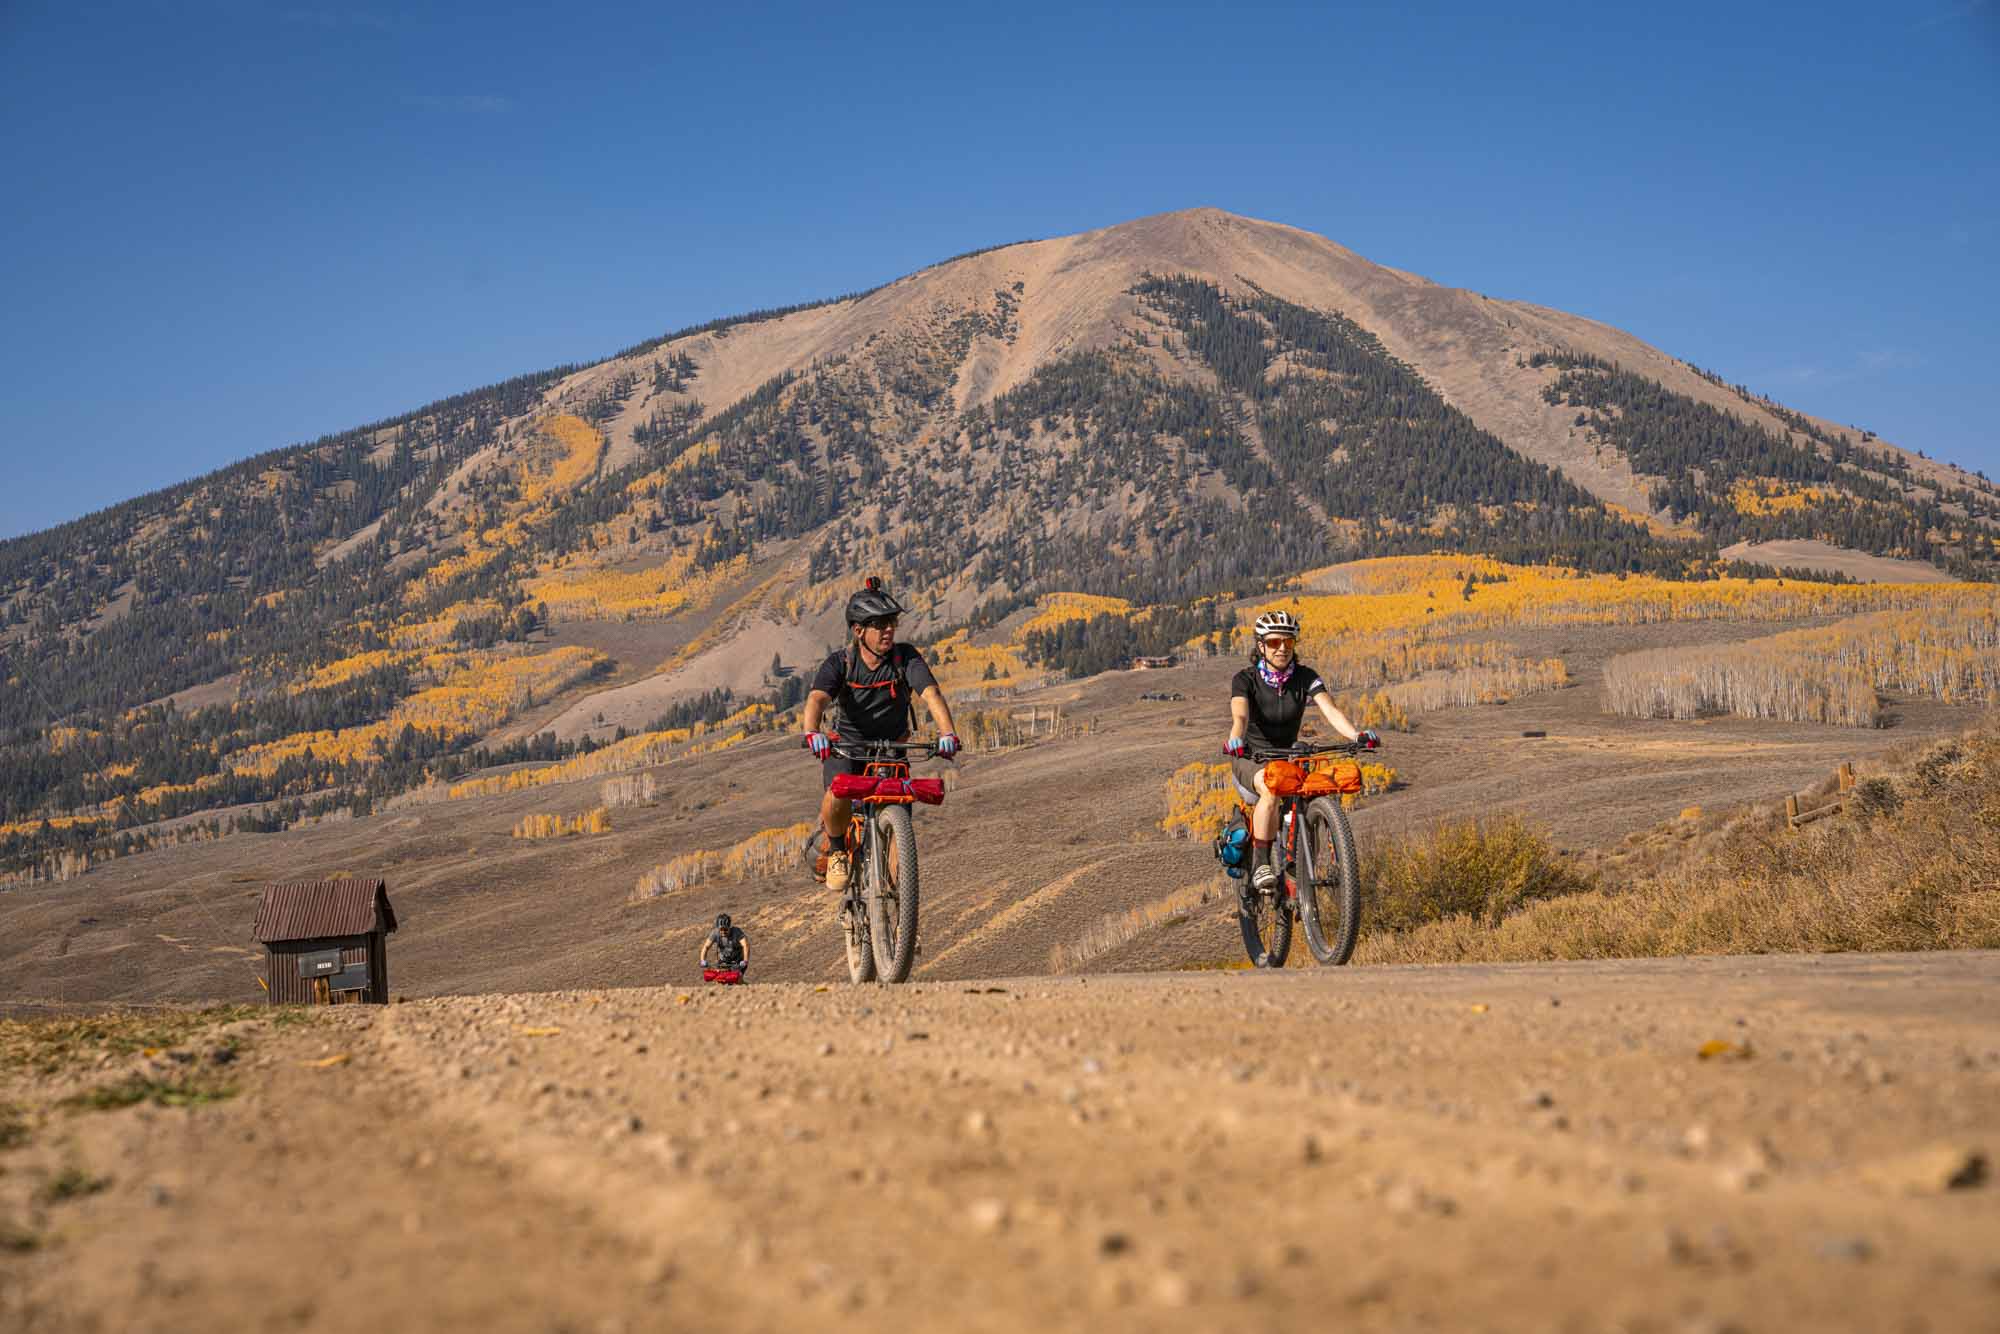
[{"xmin": 1213, "ymin": 810, "xmax": 1250, "ymax": 878}]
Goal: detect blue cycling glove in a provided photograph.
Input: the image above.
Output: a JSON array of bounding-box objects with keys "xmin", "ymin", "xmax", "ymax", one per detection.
[
  {"xmin": 937, "ymin": 733, "xmax": 960, "ymax": 759},
  {"xmin": 1224, "ymin": 736, "xmax": 1246, "ymax": 758},
  {"xmin": 804, "ymin": 731, "xmax": 831, "ymax": 759}
]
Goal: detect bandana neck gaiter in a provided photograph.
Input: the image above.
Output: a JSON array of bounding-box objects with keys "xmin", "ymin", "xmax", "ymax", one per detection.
[{"xmin": 1256, "ymin": 658, "xmax": 1293, "ymax": 690}]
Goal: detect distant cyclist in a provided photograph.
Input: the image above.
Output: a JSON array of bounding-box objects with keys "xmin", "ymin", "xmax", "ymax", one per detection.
[
  {"xmin": 700, "ymin": 913, "xmax": 748, "ymax": 975},
  {"xmin": 1225, "ymin": 610, "xmax": 1377, "ymax": 894},
  {"xmin": 801, "ymin": 578, "xmax": 961, "ymax": 891}
]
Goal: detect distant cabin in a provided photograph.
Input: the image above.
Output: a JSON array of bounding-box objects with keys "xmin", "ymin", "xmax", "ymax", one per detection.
[
  {"xmin": 1131, "ymin": 655, "xmax": 1178, "ymax": 671},
  {"xmin": 253, "ymin": 878, "xmax": 398, "ymax": 1005}
]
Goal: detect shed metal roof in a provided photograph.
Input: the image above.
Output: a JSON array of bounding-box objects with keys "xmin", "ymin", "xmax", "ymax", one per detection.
[{"xmin": 253, "ymin": 879, "xmax": 397, "ymax": 943}]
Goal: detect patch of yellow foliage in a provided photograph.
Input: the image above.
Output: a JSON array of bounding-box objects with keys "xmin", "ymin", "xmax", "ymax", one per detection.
[
  {"xmin": 929, "ymin": 628, "xmax": 1034, "ymax": 693},
  {"xmin": 389, "ymin": 600, "xmax": 506, "ymax": 649},
  {"xmin": 1605, "ymin": 603, "xmax": 2000, "ymax": 727},
  {"xmin": 631, "ymin": 820, "xmax": 817, "ymax": 901},
  {"xmin": 512, "ymin": 807, "xmax": 612, "ymax": 839},
  {"xmin": 293, "ymin": 649, "xmax": 409, "ymax": 694},
  {"xmin": 525, "ymin": 547, "xmax": 748, "ymax": 623},
  {"xmin": 1159, "ymin": 761, "xmax": 1238, "ymax": 843},
  {"xmin": 1730, "ymin": 479, "xmax": 1831, "ymax": 516},
  {"xmin": 231, "ymin": 647, "xmax": 603, "ymax": 778},
  {"xmin": 447, "ymin": 725, "xmax": 696, "ymax": 800},
  {"xmin": 1019, "ymin": 592, "xmax": 1134, "ymax": 638},
  {"xmin": 520, "ymin": 414, "xmax": 604, "ymax": 505},
  {"xmin": 1263, "ymin": 555, "xmax": 1992, "ymax": 676}
]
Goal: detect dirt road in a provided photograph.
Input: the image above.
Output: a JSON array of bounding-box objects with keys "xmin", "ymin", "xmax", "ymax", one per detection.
[{"xmin": 5, "ymin": 953, "xmax": 1998, "ymax": 1332}]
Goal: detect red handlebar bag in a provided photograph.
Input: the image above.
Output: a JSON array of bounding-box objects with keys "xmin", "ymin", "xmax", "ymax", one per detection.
[
  {"xmin": 879, "ymin": 777, "xmax": 946, "ymax": 805},
  {"xmin": 702, "ymin": 968, "xmax": 743, "ymax": 984},
  {"xmin": 829, "ymin": 773, "xmax": 881, "ymax": 800}
]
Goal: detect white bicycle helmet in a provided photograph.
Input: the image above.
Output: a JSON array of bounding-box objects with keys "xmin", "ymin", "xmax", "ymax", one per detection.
[{"xmin": 1253, "ymin": 609, "xmax": 1301, "ymax": 640}]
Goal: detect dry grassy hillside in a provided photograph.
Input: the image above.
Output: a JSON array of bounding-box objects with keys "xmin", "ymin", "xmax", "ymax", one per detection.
[{"xmin": 4, "ymin": 601, "xmax": 1987, "ymax": 1006}]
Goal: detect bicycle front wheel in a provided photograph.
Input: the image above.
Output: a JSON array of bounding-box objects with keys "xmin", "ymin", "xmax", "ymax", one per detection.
[
  {"xmin": 865, "ymin": 804, "xmax": 920, "ymax": 982},
  {"xmin": 1298, "ymin": 797, "xmax": 1360, "ymax": 965}
]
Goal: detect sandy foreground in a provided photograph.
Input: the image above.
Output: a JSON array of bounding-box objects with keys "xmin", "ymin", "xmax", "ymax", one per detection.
[{"xmin": 4, "ymin": 952, "xmax": 1997, "ymax": 1333}]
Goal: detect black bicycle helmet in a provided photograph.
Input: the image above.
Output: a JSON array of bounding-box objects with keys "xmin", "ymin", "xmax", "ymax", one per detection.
[
  {"xmin": 715, "ymin": 913, "xmax": 731, "ymax": 930},
  {"xmin": 845, "ymin": 576, "xmax": 906, "ymax": 626}
]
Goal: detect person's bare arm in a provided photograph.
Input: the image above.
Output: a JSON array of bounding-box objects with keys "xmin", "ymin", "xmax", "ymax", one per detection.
[
  {"xmin": 1313, "ymin": 691, "xmax": 1362, "ymax": 743},
  {"xmin": 803, "ymin": 689, "xmax": 833, "ymax": 734},
  {"xmin": 918, "ymin": 684, "xmax": 955, "ymax": 739},
  {"xmin": 1229, "ymin": 695, "xmax": 1250, "ymax": 746}
]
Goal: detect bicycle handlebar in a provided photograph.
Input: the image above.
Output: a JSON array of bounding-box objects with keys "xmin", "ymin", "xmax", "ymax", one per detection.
[
  {"xmin": 1248, "ymin": 740, "xmax": 1379, "ymax": 763},
  {"xmin": 813, "ymin": 734, "xmax": 947, "ymax": 762}
]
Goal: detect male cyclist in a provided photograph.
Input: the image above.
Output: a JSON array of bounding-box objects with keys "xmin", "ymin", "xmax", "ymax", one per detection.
[
  {"xmin": 801, "ymin": 578, "xmax": 961, "ymax": 891},
  {"xmin": 700, "ymin": 912, "xmax": 748, "ymax": 975},
  {"xmin": 1225, "ymin": 610, "xmax": 1378, "ymax": 894}
]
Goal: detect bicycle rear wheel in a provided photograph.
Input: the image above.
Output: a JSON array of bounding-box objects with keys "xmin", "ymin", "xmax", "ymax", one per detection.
[
  {"xmin": 1238, "ymin": 865, "xmax": 1292, "ymax": 968},
  {"xmin": 866, "ymin": 804, "xmax": 920, "ymax": 983},
  {"xmin": 822, "ymin": 826, "xmax": 874, "ymax": 982},
  {"xmin": 1297, "ymin": 797, "xmax": 1360, "ymax": 965}
]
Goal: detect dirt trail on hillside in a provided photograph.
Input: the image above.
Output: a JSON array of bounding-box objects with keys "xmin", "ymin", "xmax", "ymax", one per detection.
[{"xmin": 5, "ymin": 953, "xmax": 1998, "ymax": 1332}]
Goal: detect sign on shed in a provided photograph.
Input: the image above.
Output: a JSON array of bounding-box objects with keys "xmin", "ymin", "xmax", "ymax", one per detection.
[{"xmin": 253, "ymin": 878, "xmax": 399, "ymax": 1006}]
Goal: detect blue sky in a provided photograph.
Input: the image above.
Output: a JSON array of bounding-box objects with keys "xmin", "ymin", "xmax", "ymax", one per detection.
[{"xmin": 2, "ymin": 1, "xmax": 1995, "ymax": 539}]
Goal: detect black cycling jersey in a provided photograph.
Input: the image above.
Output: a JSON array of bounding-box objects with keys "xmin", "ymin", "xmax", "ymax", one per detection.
[
  {"xmin": 810, "ymin": 643, "xmax": 938, "ymax": 740},
  {"xmin": 1230, "ymin": 662, "xmax": 1327, "ymax": 751},
  {"xmin": 707, "ymin": 925, "xmax": 746, "ymax": 968}
]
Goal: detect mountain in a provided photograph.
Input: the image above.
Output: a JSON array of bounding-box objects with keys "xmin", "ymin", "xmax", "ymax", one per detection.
[{"xmin": 3, "ymin": 207, "xmax": 1995, "ymax": 876}]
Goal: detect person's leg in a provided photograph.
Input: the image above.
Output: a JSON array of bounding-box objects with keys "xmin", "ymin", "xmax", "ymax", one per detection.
[
  {"xmin": 1250, "ymin": 769, "xmax": 1280, "ymax": 890},
  {"xmin": 818, "ymin": 756, "xmax": 858, "ymax": 888}
]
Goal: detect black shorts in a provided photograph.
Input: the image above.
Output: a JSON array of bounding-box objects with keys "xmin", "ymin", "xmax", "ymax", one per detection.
[{"xmin": 1229, "ymin": 756, "xmax": 1268, "ymax": 798}]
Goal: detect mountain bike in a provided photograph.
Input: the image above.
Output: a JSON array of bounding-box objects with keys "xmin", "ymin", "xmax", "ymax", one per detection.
[
  {"xmin": 813, "ymin": 737, "xmax": 947, "ymax": 984},
  {"xmin": 1234, "ymin": 741, "xmax": 1371, "ymax": 967}
]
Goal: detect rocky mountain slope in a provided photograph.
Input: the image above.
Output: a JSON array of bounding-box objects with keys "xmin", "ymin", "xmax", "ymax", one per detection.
[{"xmin": 4, "ymin": 209, "xmax": 1994, "ymax": 874}]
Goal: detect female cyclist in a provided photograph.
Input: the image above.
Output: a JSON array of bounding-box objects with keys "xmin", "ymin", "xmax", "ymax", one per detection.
[{"xmin": 1225, "ymin": 609, "xmax": 1377, "ymax": 893}]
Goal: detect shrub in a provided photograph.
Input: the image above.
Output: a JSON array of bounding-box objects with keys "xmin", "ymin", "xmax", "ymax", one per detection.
[
  {"xmin": 1361, "ymin": 815, "xmax": 1595, "ymax": 933},
  {"xmin": 1357, "ymin": 721, "xmax": 2000, "ymax": 964}
]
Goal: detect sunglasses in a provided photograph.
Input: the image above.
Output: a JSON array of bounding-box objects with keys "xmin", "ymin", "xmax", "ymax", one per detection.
[
  {"xmin": 1261, "ymin": 636, "xmax": 1295, "ymax": 649},
  {"xmin": 862, "ymin": 618, "xmax": 899, "ymax": 631}
]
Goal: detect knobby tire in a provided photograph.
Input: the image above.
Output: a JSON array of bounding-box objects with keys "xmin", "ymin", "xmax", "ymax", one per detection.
[
  {"xmin": 866, "ymin": 804, "xmax": 920, "ymax": 983},
  {"xmin": 1298, "ymin": 797, "xmax": 1361, "ymax": 965},
  {"xmin": 1239, "ymin": 838, "xmax": 1292, "ymax": 968},
  {"xmin": 828, "ymin": 826, "xmax": 874, "ymax": 983}
]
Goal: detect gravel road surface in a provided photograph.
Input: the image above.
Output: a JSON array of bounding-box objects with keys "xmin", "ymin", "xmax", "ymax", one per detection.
[{"xmin": 5, "ymin": 952, "xmax": 1997, "ymax": 1332}]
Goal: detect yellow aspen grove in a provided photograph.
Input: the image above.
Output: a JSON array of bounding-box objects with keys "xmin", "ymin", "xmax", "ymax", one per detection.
[
  {"xmin": 1603, "ymin": 606, "xmax": 2000, "ymax": 727},
  {"xmin": 630, "ymin": 821, "xmax": 816, "ymax": 901},
  {"xmin": 511, "ymin": 807, "xmax": 612, "ymax": 839}
]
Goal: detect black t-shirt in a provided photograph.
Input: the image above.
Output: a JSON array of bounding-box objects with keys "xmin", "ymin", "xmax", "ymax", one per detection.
[
  {"xmin": 707, "ymin": 926, "xmax": 746, "ymax": 967},
  {"xmin": 1230, "ymin": 663, "xmax": 1327, "ymax": 751},
  {"xmin": 811, "ymin": 644, "xmax": 938, "ymax": 740}
]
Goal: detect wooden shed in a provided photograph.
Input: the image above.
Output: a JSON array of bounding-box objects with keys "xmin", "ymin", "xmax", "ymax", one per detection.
[{"xmin": 253, "ymin": 878, "xmax": 398, "ymax": 1005}]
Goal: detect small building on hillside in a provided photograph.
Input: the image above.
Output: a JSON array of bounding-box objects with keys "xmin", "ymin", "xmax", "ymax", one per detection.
[
  {"xmin": 1131, "ymin": 655, "xmax": 1178, "ymax": 671},
  {"xmin": 253, "ymin": 878, "xmax": 398, "ymax": 1005}
]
